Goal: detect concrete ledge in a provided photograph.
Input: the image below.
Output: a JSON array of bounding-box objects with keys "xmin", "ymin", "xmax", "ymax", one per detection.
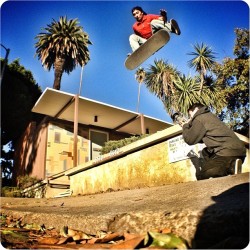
[{"xmin": 1, "ymin": 173, "xmax": 249, "ymax": 248}]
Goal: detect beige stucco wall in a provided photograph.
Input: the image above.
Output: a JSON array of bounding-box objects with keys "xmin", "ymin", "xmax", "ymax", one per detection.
[
  {"xmin": 46, "ymin": 123, "xmax": 90, "ymax": 176},
  {"xmin": 70, "ymin": 141, "xmax": 197, "ymax": 196},
  {"xmin": 68, "ymin": 126, "xmax": 249, "ymax": 196}
]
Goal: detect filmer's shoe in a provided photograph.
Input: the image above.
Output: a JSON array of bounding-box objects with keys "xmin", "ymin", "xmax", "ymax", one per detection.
[{"xmin": 170, "ymin": 19, "xmax": 181, "ymax": 35}]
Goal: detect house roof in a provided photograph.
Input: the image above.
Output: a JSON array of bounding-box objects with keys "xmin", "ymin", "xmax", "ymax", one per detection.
[{"xmin": 32, "ymin": 88, "xmax": 173, "ymax": 135}]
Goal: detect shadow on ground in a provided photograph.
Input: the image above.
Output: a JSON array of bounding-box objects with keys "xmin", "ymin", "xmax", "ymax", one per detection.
[{"xmin": 192, "ymin": 183, "xmax": 249, "ymax": 249}]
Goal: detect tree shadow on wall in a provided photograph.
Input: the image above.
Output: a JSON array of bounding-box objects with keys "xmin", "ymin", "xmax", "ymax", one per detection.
[
  {"xmin": 26, "ymin": 118, "xmax": 48, "ymax": 176},
  {"xmin": 13, "ymin": 116, "xmax": 48, "ymax": 182},
  {"xmin": 192, "ymin": 182, "xmax": 249, "ymax": 249}
]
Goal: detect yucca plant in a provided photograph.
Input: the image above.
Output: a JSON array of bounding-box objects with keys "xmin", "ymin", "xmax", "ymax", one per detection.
[{"xmin": 187, "ymin": 43, "xmax": 216, "ymax": 95}]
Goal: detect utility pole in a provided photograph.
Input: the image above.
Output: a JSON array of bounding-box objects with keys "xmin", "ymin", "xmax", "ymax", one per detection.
[
  {"xmin": 73, "ymin": 65, "xmax": 84, "ymax": 167},
  {"xmin": 73, "ymin": 94, "xmax": 79, "ymax": 167},
  {"xmin": 0, "ymin": 44, "xmax": 10, "ymax": 86}
]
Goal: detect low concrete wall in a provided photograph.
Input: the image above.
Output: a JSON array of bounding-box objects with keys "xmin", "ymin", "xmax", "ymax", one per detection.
[
  {"xmin": 70, "ymin": 141, "xmax": 196, "ymax": 195},
  {"xmin": 66, "ymin": 125, "xmax": 249, "ymax": 196}
]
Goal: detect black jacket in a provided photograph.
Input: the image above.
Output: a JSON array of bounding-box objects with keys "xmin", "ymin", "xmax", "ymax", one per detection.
[{"xmin": 182, "ymin": 107, "xmax": 246, "ymax": 157}]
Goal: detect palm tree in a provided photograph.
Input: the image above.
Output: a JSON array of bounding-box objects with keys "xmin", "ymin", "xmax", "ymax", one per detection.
[
  {"xmin": 135, "ymin": 67, "xmax": 145, "ymax": 112},
  {"xmin": 174, "ymin": 75, "xmax": 225, "ymax": 115},
  {"xmin": 187, "ymin": 43, "xmax": 216, "ymax": 95},
  {"xmin": 143, "ymin": 59, "xmax": 225, "ymax": 118},
  {"xmin": 144, "ymin": 59, "xmax": 180, "ymax": 113},
  {"xmin": 35, "ymin": 16, "xmax": 92, "ymax": 90},
  {"xmin": 173, "ymin": 75, "xmax": 201, "ymax": 114}
]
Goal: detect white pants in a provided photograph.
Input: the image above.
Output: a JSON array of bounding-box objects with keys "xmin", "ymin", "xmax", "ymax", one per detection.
[{"xmin": 129, "ymin": 19, "xmax": 172, "ymax": 51}]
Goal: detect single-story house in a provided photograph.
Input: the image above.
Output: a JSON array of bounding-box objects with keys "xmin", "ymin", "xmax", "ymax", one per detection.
[{"xmin": 14, "ymin": 88, "xmax": 172, "ymax": 195}]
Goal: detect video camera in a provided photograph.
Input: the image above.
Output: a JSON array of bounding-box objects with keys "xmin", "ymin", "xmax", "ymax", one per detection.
[{"xmin": 171, "ymin": 112, "xmax": 188, "ymax": 125}]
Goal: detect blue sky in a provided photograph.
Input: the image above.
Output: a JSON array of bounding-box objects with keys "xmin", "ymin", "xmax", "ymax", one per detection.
[{"xmin": 1, "ymin": 0, "xmax": 249, "ymax": 123}]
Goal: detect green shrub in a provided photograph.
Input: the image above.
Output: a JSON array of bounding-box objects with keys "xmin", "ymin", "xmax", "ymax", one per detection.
[
  {"xmin": 1, "ymin": 186, "xmax": 22, "ymax": 197},
  {"xmin": 100, "ymin": 134, "xmax": 149, "ymax": 155},
  {"xmin": 1, "ymin": 175, "xmax": 41, "ymax": 197},
  {"xmin": 17, "ymin": 175, "xmax": 40, "ymax": 189}
]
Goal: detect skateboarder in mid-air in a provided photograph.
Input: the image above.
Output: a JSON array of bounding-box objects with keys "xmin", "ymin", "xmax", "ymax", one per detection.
[
  {"xmin": 129, "ymin": 6, "xmax": 181, "ymax": 53},
  {"xmin": 125, "ymin": 6, "xmax": 181, "ymax": 70}
]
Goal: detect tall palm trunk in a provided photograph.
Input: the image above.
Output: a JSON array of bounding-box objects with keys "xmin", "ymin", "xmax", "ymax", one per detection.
[
  {"xmin": 199, "ymin": 71, "xmax": 205, "ymax": 95},
  {"xmin": 53, "ymin": 56, "xmax": 65, "ymax": 90},
  {"xmin": 137, "ymin": 83, "xmax": 142, "ymax": 112},
  {"xmin": 135, "ymin": 67, "xmax": 145, "ymax": 113}
]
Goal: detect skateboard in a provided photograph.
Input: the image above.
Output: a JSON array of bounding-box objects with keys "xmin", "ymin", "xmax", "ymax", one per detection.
[{"xmin": 125, "ymin": 29, "xmax": 170, "ymax": 70}]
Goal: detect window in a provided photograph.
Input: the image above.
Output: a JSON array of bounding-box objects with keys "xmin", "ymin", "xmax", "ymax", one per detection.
[
  {"xmin": 63, "ymin": 159, "xmax": 67, "ymax": 171},
  {"xmin": 89, "ymin": 130, "xmax": 108, "ymax": 160},
  {"xmin": 54, "ymin": 132, "xmax": 61, "ymax": 143}
]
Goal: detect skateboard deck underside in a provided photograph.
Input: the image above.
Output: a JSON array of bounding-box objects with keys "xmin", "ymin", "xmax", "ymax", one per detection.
[{"xmin": 125, "ymin": 29, "xmax": 170, "ymax": 70}]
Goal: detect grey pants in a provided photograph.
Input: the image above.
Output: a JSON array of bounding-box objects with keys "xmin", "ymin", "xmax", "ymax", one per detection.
[{"xmin": 129, "ymin": 19, "xmax": 172, "ymax": 51}]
